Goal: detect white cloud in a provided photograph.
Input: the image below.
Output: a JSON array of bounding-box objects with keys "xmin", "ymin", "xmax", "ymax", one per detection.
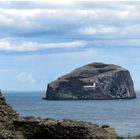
[
  {"xmin": 80, "ymin": 27, "xmax": 97, "ymax": 35},
  {"xmin": 99, "ymin": 27, "xmax": 117, "ymax": 34},
  {"xmin": 80, "ymin": 26, "xmax": 118, "ymax": 35},
  {"xmin": 38, "ymin": 0, "xmax": 73, "ymax": 5},
  {"xmin": 0, "ymin": 5, "xmax": 138, "ymax": 29},
  {"xmin": 0, "ymin": 1, "xmax": 139, "ymax": 54},
  {"xmin": 0, "ymin": 39, "xmax": 86, "ymax": 52},
  {"xmin": 16, "ymin": 72, "xmax": 36, "ymax": 83},
  {"xmin": 0, "ymin": 40, "xmax": 12, "ymax": 50}
]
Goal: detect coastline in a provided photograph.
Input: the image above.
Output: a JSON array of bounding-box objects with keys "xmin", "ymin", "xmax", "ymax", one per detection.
[
  {"xmin": 0, "ymin": 95, "xmax": 118, "ymax": 139},
  {"xmin": 3, "ymin": 91, "xmax": 140, "ymax": 137},
  {"xmin": 1, "ymin": 92, "xmax": 139, "ymax": 138}
]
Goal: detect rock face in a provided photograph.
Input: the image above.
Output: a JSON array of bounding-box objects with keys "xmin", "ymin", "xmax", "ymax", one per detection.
[
  {"xmin": 0, "ymin": 96, "xmax": 19, "ymax": 139},
  {"xmin": 0, "ymin": 95, "xmax": 117, "ymax": 139},
  {"xmin": 13, "ymin": 118, "xmax": 117, "ymax": 139},
  {"xmin": 46, "ymin": 62, "xmax": 136, "ymax": 100}
]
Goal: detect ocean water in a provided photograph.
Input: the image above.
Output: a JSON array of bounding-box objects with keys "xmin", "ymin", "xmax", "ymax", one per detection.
[{"xmin": 3, "ymin": 91, "xmax": 140, "ymax": 137}]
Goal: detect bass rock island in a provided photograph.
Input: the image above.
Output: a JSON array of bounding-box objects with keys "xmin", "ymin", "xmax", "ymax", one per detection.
[{"xmin": 45, "ymin": 62, "xmax": 136, "ymax": 100}]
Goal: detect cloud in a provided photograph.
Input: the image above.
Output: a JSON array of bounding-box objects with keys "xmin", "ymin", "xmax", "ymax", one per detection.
[
  {"xmin": 80, "ymin": 26, "xmax": 118, "ymax": 35},
  {"xmin": 16, "ymin": 72, "xmax": 36, "ymax": 83},
  {"xmin": 0, "ymin": 39, "xmax": 86, "ymax": 52},
  {"xmin": 0, "ymin": 1, "xmax": 140, "ymax": 54}
]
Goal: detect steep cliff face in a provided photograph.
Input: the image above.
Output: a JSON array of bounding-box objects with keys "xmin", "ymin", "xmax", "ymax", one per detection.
[{"xmin": 46, "ymin": 62, "xmax": 136, "ymax": 100}]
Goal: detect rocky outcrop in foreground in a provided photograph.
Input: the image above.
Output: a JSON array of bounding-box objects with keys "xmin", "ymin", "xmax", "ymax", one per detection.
[
  {"xmin": 46, "ymin": 62, "xmax": 136, "ymax": 100},
  {"xmin": 0, "ymin": 96, "xmax": 18, "ymax": 138},
  {"xmin": 0, "ymin": 96, "xmax": 117, "ymax": 139},
  {"xmin": 14, "ymin": 117, "xmax": 117, "ymax": 139}
]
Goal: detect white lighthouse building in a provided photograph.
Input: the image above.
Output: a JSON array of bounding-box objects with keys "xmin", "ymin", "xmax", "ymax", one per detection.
[{"xmin": 83, "ymin": 82, "xmax": 96, "ymax": 90}]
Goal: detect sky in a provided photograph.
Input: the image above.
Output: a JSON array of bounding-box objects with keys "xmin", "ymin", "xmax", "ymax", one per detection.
[{"xmin": 0, "ymin": 0, "xmax": 140, "ymax": 91}]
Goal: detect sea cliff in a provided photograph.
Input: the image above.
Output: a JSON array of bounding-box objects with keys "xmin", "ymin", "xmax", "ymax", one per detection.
[{"xmin": 46, "ymin": 62, "xmax": 136, "ymax": 100}]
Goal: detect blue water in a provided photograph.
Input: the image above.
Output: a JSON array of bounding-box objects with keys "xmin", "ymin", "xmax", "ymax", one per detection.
[{"xmin": 3, "ymin": 91, "xmax": 140, "ymax": 137}]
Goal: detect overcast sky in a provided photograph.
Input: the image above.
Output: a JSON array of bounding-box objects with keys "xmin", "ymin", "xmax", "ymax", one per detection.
[{"xmin": 0, "ymin": 0, "xmax": 140, "ymax": 91}]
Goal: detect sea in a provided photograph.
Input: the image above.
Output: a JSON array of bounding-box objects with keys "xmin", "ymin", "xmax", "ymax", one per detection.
[{"xmin": 3, "ymin": 91, "xmax": 140, "ymax": 137}]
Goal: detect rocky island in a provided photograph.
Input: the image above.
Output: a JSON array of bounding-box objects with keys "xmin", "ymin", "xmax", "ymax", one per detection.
[{"xmin": 46, "ymin": 62, "xmax": 136, "ymax": 100}]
